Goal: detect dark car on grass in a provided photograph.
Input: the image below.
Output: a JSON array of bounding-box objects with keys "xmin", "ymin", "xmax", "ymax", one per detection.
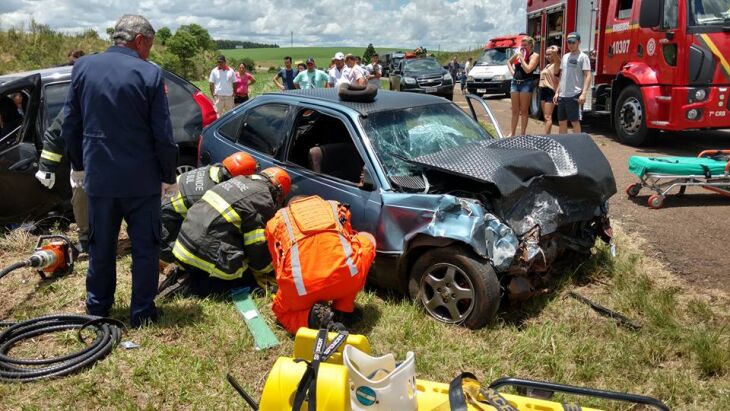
[
  {"xmin": 198, "ymin": 89, "xmax": 616, "ymax": 328},
  {"xmin": 389, "ymin": 57, "xmax": 455, "ymax": 101},
  {"xmin": 0, "ymin": 65, "xmax": 217, "ymax": 226}
]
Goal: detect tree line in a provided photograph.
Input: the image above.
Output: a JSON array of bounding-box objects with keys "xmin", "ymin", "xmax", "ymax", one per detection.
[{"xmin": 215, "ymin": 40, "xmax": 278, "ymax": 50}]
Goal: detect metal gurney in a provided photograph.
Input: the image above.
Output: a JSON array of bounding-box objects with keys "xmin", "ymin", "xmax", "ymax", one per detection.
[{"xmin": 626, "ymin": 150, "xmax": 730, "ymax": 209}]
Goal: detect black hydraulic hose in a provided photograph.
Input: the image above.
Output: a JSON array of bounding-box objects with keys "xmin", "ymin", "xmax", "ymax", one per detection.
[
  {"xmin": 0, "ymin": 314, "xmax": 124, "ymax": 382},
  {"xmin": 0, "ymin": 260, "xmax": 30, "ymax": 281}
]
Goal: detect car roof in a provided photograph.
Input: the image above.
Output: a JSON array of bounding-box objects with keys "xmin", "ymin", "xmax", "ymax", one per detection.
[
  {"xmin": 274, "ymin": 88, "xmax": 447, "ymax": 116},
  {"xmin": 0, "ymin": 66, "xmax": 72, "ymax": 84}
]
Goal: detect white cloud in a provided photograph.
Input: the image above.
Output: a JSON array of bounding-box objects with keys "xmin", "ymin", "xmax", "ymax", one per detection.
[{"xmin": 0, "ymin": 0, "xmax": 526, "ymax": 50}]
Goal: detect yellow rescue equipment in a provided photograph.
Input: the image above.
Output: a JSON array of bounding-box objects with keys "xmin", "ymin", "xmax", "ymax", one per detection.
[{"xmin": 254, "ymin": 328, "xmax": 667, "ymax": 411}]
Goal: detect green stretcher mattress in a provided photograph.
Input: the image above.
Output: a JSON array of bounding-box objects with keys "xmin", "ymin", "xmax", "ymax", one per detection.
[{"xmin": 628, "ymin": 155, "xmax": 729, "ymax": 178}]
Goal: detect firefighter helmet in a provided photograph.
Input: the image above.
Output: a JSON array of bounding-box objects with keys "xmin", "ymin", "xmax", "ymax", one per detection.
[
  {"xmin": 260, "ymin": 167, "xmax": 292, "ymax": 199},
  {"xmin": 222, "ymin": 152, "xmax": 259, "ymax": 177}
]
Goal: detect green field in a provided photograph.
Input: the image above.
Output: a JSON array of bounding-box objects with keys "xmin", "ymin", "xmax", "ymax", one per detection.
[{"xmin": 220, "ymin": 46, "xmax": 408, "ymax": 68}]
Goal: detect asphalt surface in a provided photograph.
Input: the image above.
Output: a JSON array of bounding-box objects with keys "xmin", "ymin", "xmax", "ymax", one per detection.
[{"xmin": 452, "ymin": 89, "xmax": 730, "ymax": 294}]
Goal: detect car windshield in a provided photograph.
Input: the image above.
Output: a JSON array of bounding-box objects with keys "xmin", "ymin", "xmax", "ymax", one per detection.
[
  {"xmin": 361, "ymin": 103, "xmax": 492, "ymax": 177},
  {"xmin": 687, "ymin": 0, "xmax": 730, "ymax": 26},
  {"xmin": 476, "ymin": 48, "xmax": 514, "ymax": 66},
  {"xmin": 404, "ymin": 59, "xmax": 442, "ymax": 73}
]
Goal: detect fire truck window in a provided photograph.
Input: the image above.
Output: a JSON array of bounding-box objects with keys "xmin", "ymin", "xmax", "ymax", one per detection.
[
  {"xmin": 616, "ymin": 0, "xmax": 633, "ymax": 19},
  {"xmin": 662, "ymin": 0, "xmax": 679, "ymax": 29}
]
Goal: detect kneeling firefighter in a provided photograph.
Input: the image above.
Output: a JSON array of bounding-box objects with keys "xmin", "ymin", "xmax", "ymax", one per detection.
[
  {"xmin": 171, "ymin": 167, "xmax": 291, "ymax": 296},
  {"xmin": 160, "ymin": 152, "xmax": 259, "ymax": 263},
  {"xmin": 265, "ymin": 195, "xmax": 376, "ymax": 334}
]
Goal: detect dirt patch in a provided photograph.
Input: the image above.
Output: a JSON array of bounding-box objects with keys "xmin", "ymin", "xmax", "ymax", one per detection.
[{"xmin": 453, "ymin": 90, "xmax": 730, "ymax": 294}]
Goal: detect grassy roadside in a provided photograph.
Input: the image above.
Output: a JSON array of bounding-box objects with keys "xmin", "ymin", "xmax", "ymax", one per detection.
[{"xmin": 0, "ymin": 224, "xmax": 728, "ymax": 409}]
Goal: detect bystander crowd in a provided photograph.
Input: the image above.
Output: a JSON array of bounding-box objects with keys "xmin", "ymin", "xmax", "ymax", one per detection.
[
  {"xmin": 508, "ymin": 36, "xmax": 540, "ymax": 136},
  {"xmin": 539, "ymin": 45, "xmax": 561, "ymax": 134},
  {"xmin": 341, "ymin": 54, "xmax": 367, "ymax": 88},
  {"xmin": 365, "ymin": 53, "xmax": 382, "ymax": 89},
  {"xmin": 293, "ymin": 58, "xmax": 329, "ymax": 89},
  {"xmin": 273, "ymin": 56, "xmax": 296, "ymax": 91},
  {"xmin": 234, "ymin": 63, "xmax": 256, "ymax": 104},
  {"xmin": 328, "ymin": 52, "xmax": 346, "ymax": 87},
  {"xmin": 554, "ymin": 32, "xmax": 591, "ymax": 133}
]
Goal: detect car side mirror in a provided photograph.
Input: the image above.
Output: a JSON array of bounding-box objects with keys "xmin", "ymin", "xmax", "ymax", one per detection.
[
  {"xmin": 360, "ymin": 168, "xmax": 375, "ymax": 191},
  {"xmin": 639, "ymin": 0, "xmax": 662, "ymax": 28}
]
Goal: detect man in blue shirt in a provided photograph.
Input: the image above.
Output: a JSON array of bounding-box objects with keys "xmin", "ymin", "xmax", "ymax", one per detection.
[
  {"xmin": 273, "ymin": 56, "xmax": 297, "ymax": 91},
  {"xmin": 61, "ymin": 14, "xmax": 178, "ymax": 327}
]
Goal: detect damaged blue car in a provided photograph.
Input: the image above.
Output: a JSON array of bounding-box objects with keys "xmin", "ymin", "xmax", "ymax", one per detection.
[{"xmin": 198, "ymin": 89, "xmax": 616, "ymax": 329}]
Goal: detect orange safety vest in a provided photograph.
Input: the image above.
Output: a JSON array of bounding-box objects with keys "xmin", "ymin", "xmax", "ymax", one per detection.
[{"xmin": 265, "ymin": 195, "xmax": 359, "ymax": 296}]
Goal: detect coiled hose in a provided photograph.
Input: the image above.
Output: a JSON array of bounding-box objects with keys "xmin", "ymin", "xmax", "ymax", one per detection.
[{"xmin": 0, "ymin": 314, "xmax": 124, "ymax": 382}]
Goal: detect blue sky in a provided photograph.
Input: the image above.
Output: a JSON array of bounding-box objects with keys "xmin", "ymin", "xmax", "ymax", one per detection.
[{"xmin": 0, "ymin": 0, "xmax": 526, "ymax": 50}]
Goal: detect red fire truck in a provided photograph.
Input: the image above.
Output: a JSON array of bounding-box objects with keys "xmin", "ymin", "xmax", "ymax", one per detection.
[{"xmin": 526, "ymin": 0, "xmax": 730, "ymax": 145}]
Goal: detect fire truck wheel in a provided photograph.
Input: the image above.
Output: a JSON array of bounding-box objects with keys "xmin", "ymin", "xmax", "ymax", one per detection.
[
  {"xmin": 615, "ymin": 85, "xmax": 656, "ymax": 146},
  {"xmin": 529, "ymin": 88, "xmax": 542, "ymax": 119}
]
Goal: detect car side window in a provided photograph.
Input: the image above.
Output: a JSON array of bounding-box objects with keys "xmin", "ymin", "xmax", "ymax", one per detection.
[
  {"xmin": 218, "ymin": 112, "xmax": 245, "ymax": 142},
  {"xmin": 43, "ymin": 82, "xmax": 70, "ymax": 126},
  {"xmin": 238, "ymin": 103, "xmax": 290, "ymax": 155},
  {"xmin": 287, "ymin": 108, "xmax": 367, "ymax": 187}
]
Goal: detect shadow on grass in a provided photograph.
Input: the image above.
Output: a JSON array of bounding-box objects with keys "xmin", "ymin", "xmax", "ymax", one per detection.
[
  {"xmin": 348, "ymin": 301, "xmax": 382, "ymax": 335},
  {"xmin": 108, "ymin": 302, "xmax": 205, "ymax": 329},
  {"xmin": 499, "ymin": 243, "xmax": 629, "ymax": 329}
]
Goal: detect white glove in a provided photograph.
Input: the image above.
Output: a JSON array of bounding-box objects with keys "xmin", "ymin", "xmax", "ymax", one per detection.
[
  {"xmin": 35, "ymin": 170, "xmax": 56, "ymax": 189},
  {"xmin": 70, "ymin": 170, "xmax": 84, "ymax": 189},
  {"xmin": 161, "ymin": 183, "xmax": 178, "ymax": 201}
]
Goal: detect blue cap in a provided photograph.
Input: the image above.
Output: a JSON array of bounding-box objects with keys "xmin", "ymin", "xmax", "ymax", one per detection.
[{"xmin": 567, "ymin": 32, "xmax": 580, "ymax": 42}]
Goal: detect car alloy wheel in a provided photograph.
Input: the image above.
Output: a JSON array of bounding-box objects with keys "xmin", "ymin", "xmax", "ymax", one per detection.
[{"xmin": 419, "ymin": 262, "xmax": 476, "ymax": 324}]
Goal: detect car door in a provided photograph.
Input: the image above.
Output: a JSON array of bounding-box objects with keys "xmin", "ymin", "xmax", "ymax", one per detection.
[
  {"xmin": 280, "ymin": 104, "xmax": 381, "ymax": 233},
  {"xmin": 0, "ymin": 74, "xmax": 65, "ymax": 225}
]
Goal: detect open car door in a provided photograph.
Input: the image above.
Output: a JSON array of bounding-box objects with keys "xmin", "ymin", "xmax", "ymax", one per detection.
[
  {"xmin": 464, "ymin": 94, "xmax": 504, "ymax": 139},
  {"xmin": 0, "ymin": 74, "xmax": 69, "ymax": 226}
]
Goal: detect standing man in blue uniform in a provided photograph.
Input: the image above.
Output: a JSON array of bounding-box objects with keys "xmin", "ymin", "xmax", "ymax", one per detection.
[{"xmin": 61, "ymin": 15, "xmax": 178, "ymax": 327}]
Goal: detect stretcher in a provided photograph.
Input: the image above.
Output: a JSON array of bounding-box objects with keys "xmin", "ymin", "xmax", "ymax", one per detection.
[{"xmin": 626, "ymin": 150, "xmax": 730, "ymax": 209}]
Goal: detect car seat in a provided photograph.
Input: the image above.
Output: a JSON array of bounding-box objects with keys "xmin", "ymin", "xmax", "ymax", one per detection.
[{"xmin": 308, "ymin": 143, "xmax": 364, "ymax": 183}]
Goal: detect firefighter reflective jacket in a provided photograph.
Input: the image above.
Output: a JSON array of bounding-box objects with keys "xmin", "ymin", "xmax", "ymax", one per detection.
[
  {"xmin": 160, "ymin": 164, "xmax": 231, "ymax": 262},
  {"xmin": 266, "ymin": 195, "xmax": 376, "ymax": 333},
  {"xmin": 173, "ymin": 175, "xmax": 277, "ymax": 281},
  {"xmin": 38, "ymin": 110, "xmax": 65, "ymax": 173}
]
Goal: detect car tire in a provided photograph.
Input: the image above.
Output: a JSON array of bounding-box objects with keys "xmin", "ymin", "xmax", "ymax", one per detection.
[
  {"xmin": 408, "ymin": 247, "xmax": 500, "ymax": 329},
  {"xmin": 614, "ymin": 85, "xmax": 656, "ymax": 146}
]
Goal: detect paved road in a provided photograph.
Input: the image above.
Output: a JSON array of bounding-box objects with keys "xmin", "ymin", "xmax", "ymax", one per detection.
[{"xmin": 452, "ymin": 89, "xmax": 730, "ymax": 293}]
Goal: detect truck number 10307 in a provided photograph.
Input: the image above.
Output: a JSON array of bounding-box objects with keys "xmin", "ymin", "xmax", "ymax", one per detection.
[{"xmin": 612, "ymin": 40, "xmax": 630, "ymax": 54}]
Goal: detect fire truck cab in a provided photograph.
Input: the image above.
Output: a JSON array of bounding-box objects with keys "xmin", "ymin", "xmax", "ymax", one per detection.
[{"xmin": 527, "ymin": 0, "xmax": 730, "ymax": 146}]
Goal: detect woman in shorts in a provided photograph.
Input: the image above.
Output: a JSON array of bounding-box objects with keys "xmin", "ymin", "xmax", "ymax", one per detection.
[
  {"xmin": 507, "ymin": 36, "xmax": 540, "ymax": 136},
  {"xmin": 538, "ymin": 46, "xmax": 561, "ymax": 134}
]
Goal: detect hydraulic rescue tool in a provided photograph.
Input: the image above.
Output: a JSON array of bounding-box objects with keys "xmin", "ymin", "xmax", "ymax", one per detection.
[
  {"xmin": 0, "ymin": 235, "xmax": 77, "ymax": 281},
  {"xmin": 0, "ymin": 235, "xmax": 123, "ymax": 382}
]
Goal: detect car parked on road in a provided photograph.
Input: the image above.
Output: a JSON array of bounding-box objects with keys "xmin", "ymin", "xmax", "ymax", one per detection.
[
  {"xmin": 198, "ymin": 88, "xmax": 616, "ymax": 328},
  {"xmin": 389, "ymin": 57, "xmax": 454, "ymax": 101},
  {"xmin": 0, "ymin": 65, "xmax": 217, "ymax": 226}
]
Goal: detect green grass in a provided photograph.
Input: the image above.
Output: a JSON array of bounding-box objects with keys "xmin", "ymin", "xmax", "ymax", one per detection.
[
  {"xmin": 0, "ymin": 226, "xmax": 728, "ymax": 409},
  {"xmin": 220, "ymin": 47, "xmax": 407, "ymax": 69}
]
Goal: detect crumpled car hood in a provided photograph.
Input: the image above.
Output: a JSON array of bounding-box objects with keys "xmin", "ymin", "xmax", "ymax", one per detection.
[{"xmin": 408, "ymin": 133, "xmax": 617, "ymax": 236}]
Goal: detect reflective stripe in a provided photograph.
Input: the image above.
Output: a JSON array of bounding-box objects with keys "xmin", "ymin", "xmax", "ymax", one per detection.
[
  {"xmin": 252, "ymin": 262, "xmax": 273, "ymax": 274},
  {"xmin": 40, "ymin": 150, "xmax": 62, "ymax": 162},
  {"xmin": 243, "ymin": 228, "xmax": 266, "ymax": 246},
  {"xmin": 171, "ymin": 193, "xmax": 188, "ymax": 216},
  {"xmin": 209, "ymin": 166, "xmax": 222, "ymax": 183},
  {"xmin": 330, "ymin": 202, "xmax": 358, "ymax": 276},
  {"xmin": 338, "ymin": 233, "xmax": 358, "ymax": 276},
  {"xmin": 172, "ymin": 240, "xmax": 246, "ymax": 280},
  {"xmin": 202, "ymin": 190, "xmax": 241, "ymax": 229},
  {"xmin": 282, "ymin": 210, "xmax": 307, "ymax": 296}
]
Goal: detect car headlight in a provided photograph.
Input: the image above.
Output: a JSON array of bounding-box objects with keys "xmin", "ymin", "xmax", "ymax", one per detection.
[
  {"xmin": 493, "ymin": 74, "xmax": 506, "ymax": 81},
  {"xmin": 467, "ymin": 75, "xmax": 474, "ymax": 82},
  {"xmin": 403, "ymin": 77, "xmax": 417, "ymax": 85},
  {"xmin": 443, "ymin": 73, "xmax": 453, "ymax": 82}
]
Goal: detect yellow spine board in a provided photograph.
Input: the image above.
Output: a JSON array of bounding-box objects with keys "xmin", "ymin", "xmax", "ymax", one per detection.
[{"xmin": 261, "ymin": 329, "xmax": 605, "ymax": 411}]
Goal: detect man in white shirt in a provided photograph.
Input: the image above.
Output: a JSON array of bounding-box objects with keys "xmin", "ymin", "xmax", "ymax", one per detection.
[
  {"xmin": 364, "ymin": 53, "xmax": 382, "ymax": 89},
  {"xmin": 208, "ymin": 55, "xmax": 237, "ymax": 115},
  {"xmin": 328, "ymin": 52, "xmax": 346, "ymax": 87},
  {"xmin": 340, "ymin": 54, "xmax": 368, "ymax": 88}
]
